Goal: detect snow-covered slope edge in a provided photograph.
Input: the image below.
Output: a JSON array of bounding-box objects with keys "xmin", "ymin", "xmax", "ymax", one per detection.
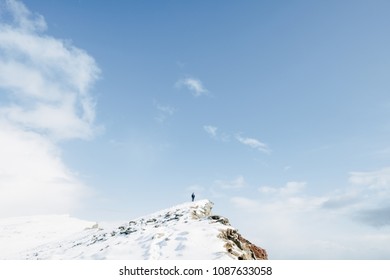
[
  {"xmin": 0, "ymin": 215, "xmax": 97, "ymax": 259},
  {"xmin": 1, "ymin": 199, "xmax": 268, "ymax": 260}
]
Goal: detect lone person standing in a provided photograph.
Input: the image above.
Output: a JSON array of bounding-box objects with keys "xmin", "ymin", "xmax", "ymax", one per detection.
[{"xmin": 191, "ymin": 192, "xmax": 195, "ymax": 202}]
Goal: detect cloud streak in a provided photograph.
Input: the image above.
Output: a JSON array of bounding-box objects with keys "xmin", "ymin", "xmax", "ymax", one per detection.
[
  {"xmin": 236, "ymin": 134, "xmax": 271, "ymax": 154},
  {"xmin": 154, "ymin": 100, "xmax": 175, "ymax": 123},
  {"xmin": 349, "ymin": 167, "xmax": 390, "ymax": 189},
  {"xmin": 203, "ymin": 125, "xmax": 218, "ymax": 138},
  {"xmin": 0, "ymin": 0, "xmax": 100, "ymax": 217},
  {"xmin": 175, "ymin": 77, "xmax": 208, "ymax": 97},
  {"xmin": 203, "ymin": 125, "xmax": 231, "ymax": 142}
]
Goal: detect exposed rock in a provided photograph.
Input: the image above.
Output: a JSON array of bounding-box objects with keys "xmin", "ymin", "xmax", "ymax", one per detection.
[
  {"xmin": 219, "ymin": 228, "xmax": 268, "ymax": 260},
  {"xmin": 191, "ymin": 201, "xmax": 213, "ymax": 219},
  {"xmin": 146, "ymin": 218, "xmax": 156, "ymax": 224},
  {"xmin": 193, "ymin": 201, "xmax": 267, "ymax": 260},
  {"xmin": 208, "ymin": 215, "xmax": 231, "ymax": 226}
]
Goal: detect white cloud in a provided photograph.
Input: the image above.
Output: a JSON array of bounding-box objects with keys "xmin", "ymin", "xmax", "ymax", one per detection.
[
  {"xmin": 349, "ymin": 167, "xmax": 390, "ymax": 189},
  {"xmin": 236, "ymin": 134, "xmax": 271, "ymax": 154},
  {"xmin": 4, "ymin": 0, "xmax": 47, "ymax": 32},
  {"xmin": 203, "ymin": 125, "xmax": 218, "ymax": 138},
  {"xmin": 0, "ymin": 1, "xmax": 100, "ymax": 140},
  {"xmin": 175, "ymin": 77, "xmax": 208, "ymax": 97},
  {"xmin": 0, "ymin": 0, "xmax": 99, "ymax": 217},
  {"xmin": 203, "ymin": 125, "xmax": 230, "ymax": 142},
  {"xmin": 156, "ymin": 104, "xmax": 175, "ymax": 116}
]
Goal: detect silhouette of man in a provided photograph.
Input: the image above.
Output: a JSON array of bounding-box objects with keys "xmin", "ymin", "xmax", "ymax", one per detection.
[{"xmin": 191, "ymin": 192, "xmax": 195, "ymax": 202}]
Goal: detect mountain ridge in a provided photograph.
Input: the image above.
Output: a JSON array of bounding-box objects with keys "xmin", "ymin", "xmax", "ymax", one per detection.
[{"xmin": 0, "ymin": 199, "xmax": 268, "ymax": 260}]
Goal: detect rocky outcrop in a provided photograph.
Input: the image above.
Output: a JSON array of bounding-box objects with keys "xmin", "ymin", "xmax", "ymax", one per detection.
[
  {"xmin": 191, "ymin": 201, "xmax": 213, "ymax": 219},
  {"xmin": 219, "ymin": 228, "xmax": 268, "ymax": 260},
  {"xmin": 202, "ymin": 206, "xmax": 268, "ymax": 260},
  {"xmin": 208, "ymin": 215, "xmax": 230, "ymax": 225}
]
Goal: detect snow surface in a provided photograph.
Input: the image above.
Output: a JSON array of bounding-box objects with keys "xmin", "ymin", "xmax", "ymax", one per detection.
[
  {"xmin": 0, "ymin": 215, "xmax": 96, "ymax": 259},
  {"xmin": 0, "ymin": 200, "xmax": 236, "ymax": 260}
]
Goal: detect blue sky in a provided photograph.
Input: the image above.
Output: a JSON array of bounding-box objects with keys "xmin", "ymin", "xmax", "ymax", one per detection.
[{"xmin": 1, "ymin": 0, "xmax": 390, "ymax": 259}]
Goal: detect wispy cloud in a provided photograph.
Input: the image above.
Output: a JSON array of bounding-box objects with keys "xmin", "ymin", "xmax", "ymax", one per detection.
[
  {"xmin": 153, "ymin": 100, "xmax": 175, "ymax": 123},
  {"xmin": 0, "ymin": 0, "xmax": 99, "ymax": 217},
  {"xmin": 236, "ymin": 134, "xmax": 271, "ymax": 154},
  {"xmin": 203, "ymin": 125, "xmax": 230, "ymax": 142},
  {"xmin": 349, "ymin": 167, "xmax": 390, "ymax": 189},
  {"xmin": 203, "ymin": 125, "xmax": 218, "ymax": 138},
  {"xmin": 204, "ymin": 127, "xmax": 272, "ymax": 150},
  {"xmin": 175, "ymin": 77, "xmax": 208, "ymax": 97},
  {"xmin": 4, "ymin": 0, "xmax": 47, "ymax": 32}
]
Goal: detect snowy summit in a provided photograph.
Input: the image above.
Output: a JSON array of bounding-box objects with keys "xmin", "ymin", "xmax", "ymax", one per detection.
[{"xmin": 0, "ymin": 200, "xmax": 267, "ymax": 260}]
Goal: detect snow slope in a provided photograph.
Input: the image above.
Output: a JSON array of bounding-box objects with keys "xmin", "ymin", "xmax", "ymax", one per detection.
[
  {"xmin": 0, "ymin": 215, "xmax": 96, "ymax": 259},
  {"xmin": 0, "ymin": 199, "xmax": 267, "ymax": 260}
]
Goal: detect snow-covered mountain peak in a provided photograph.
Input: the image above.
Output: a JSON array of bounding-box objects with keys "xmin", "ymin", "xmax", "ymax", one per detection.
[{"xmin": 0, "ymin": 199, "xmax": 267, "ymax": 260}]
